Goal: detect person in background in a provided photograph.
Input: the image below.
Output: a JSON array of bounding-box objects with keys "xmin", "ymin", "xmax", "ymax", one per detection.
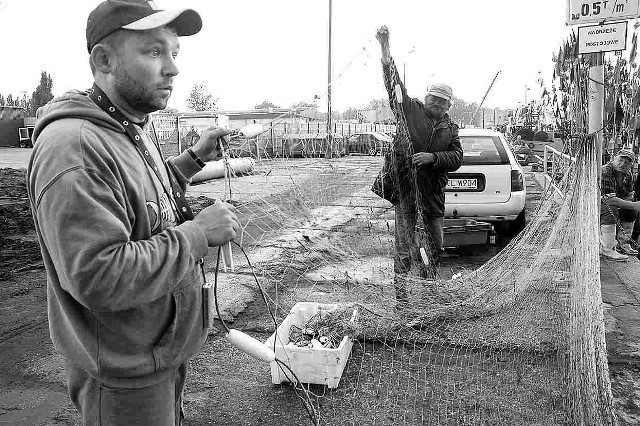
[
  {"xmin": 375, "ymin": 25, "xmax": 463, "ymax": 306},
  {"xmin": 27, "ymin": 1, "xmax": 240, "ymax": 424},
  {"xmin": 600, "ymin": 148, "xmax": 640, "ymax": 261}
]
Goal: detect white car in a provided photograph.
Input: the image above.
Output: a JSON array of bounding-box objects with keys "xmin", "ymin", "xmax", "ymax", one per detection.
[{"xmin": 444, "ymin": 128, "xmax": 526, "ymax": 232}]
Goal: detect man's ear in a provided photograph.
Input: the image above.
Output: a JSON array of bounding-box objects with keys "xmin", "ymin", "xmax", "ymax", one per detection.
[{"xmin": 90, "ymin": 44, "xmax": 115, "ymax": 74}]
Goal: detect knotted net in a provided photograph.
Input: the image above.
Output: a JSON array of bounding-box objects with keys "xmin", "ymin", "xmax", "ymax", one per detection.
[{"xmin": 161, "ymin": 39, "xmax": 616, "ymax": 426}]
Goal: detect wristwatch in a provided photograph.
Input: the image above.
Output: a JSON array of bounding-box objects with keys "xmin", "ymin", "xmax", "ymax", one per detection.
[{"xmin": 187, "ymin": 148, "xmax": 206, "ymax": 168}]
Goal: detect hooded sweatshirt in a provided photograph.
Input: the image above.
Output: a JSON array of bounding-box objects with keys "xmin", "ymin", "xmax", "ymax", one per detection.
[{"xmin": 27, "ymin": 89, "xmax": 209, "ymax": 388}]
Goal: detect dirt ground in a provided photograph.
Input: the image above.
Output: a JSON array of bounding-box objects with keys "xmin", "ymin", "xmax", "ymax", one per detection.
[{"xmin": 1, "ymin": 163, "xmax": 640, "ymax": 425}]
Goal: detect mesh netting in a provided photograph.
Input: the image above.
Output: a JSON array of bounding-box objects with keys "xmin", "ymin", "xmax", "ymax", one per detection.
[
  {"xmin": 179, "ymin": 128, "xmax": 615, "ymax": 425},
  {"xmin": 151, "ymin": 34, "xmax": 617, "ymax": 425}
]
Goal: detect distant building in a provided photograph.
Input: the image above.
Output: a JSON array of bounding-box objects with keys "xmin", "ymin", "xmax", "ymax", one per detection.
[
  {"xmin": 0, "ymin": 106, "xmax": 33, "ymax": 147},
  {"xmin": 215, "ymin": 108, "xmax": 320, "ymax": 130}
]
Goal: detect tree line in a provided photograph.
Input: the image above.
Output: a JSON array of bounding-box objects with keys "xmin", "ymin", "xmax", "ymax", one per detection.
[
  {"xmin": 0, "ymin": 71, "xmax": 54, "ymax": 117},
  {"xmin": 3, "ymin": 75, "xmax": 509, "ymax": 125}
]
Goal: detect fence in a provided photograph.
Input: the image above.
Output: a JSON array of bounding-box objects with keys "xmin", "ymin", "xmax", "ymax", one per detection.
[
  {"xmin": 150, "ymin": 113, "xmax": 397, "ymax": 159},
  {"xmin": 542, "ymin": 144, "xmax": 575, "ymax": 195}
]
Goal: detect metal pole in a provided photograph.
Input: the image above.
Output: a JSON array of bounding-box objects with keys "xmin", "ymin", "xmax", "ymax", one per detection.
[
  {"xmin": 325, "ymin": 0, "xmax": 333, "ymax": 159},
  {"xmin": 588, "ymin": 52, "xmax": 604, "ymax": 178},
  {"xmin": 469, "ymin": 71, "xmax": 500, "ymax": 125}
]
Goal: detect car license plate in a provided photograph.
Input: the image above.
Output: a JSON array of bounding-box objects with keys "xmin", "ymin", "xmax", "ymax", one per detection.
[{"xmin": 448, "ymin": 178, "xmax": 477, "ymax": 190}]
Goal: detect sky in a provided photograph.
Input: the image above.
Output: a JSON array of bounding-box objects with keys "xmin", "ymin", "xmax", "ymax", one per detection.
[{"xmin": 0, "ymin": 0, "xmax": 610, "ymax": 113}]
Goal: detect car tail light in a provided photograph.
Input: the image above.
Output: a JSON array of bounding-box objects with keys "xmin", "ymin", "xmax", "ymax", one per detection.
[{"xmin": 511, "ymin": 169, "xmax": 524, "ymax": 192}]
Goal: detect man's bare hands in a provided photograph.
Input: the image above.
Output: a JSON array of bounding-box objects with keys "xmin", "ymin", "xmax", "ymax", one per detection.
[
  {"xmin": 376, "ymin": 25, "xmax": 391, "ymax": 63},
  {"xmin": 412, "ymin": 152, "xmax": 436, "ymax": 167},
  {"xmin": 191, "ymin": 127, "xmax": 232, "ymax": 162},
  {"xmin": 376, "ymin": 25, "xmax": 389, "ymax": 46},
  {"xmin": 192, "ymin": 201, "xmax": 241, "ymax": 247}
]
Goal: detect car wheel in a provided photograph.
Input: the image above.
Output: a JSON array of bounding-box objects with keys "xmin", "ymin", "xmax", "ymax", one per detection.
[{"xmin": 368, "ymin": 147, "xmax": 377, "ymax": 156}]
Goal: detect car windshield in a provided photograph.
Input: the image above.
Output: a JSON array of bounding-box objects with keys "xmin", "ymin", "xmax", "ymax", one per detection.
[{"xmin": 460, "ymin": 136, "xmax": 510, "ymax": 165}]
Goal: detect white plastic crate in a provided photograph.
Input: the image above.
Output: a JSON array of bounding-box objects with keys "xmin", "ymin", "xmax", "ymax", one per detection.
[{"xmin": 264, "ymin": 302, "xmax": 357, "ymax": 389}]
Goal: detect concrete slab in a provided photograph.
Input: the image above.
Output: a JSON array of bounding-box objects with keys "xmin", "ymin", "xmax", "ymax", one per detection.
[{"xmin": 602, "ymin": 256, "xmax": 640, "ymax": 363}]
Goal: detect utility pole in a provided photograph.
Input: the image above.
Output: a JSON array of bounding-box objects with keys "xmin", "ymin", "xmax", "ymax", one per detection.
[
  {"xmin": 588, "ymin": 52, "xmax": 604, "ymax": 178},
  {"xmin": 325, "ymin": 0, "xmax": 333, "ymax": 159}
]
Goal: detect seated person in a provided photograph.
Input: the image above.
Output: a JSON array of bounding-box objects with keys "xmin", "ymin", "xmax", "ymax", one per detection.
[{"xmin": 600, "ymin": 149, "xmax": 640, "ymax": 260}]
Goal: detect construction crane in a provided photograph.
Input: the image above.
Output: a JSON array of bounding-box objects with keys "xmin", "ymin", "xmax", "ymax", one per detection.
[{"xmin": 469, "ymin": 71, "xmax": 501, "ymax": 126}]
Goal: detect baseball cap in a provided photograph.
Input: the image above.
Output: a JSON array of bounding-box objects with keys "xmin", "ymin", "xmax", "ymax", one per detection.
[
  {"xmin": 617, "ymin": 148, "xmax": 636, "ymax": 162},
  {"xmin": 426, "ymin": 83, "xmax": 453, "ymax": 102},
  {"xmin": 86, "ymin": 0, "xmax": 202, "ymax": 53}
]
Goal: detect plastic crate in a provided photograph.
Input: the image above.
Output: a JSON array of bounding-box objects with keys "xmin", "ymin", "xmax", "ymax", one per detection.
[
  {"xmin": 443, "ymin": 218, "xmax": 492, "ymax": 248},
  {"xmin": 264, "ymin": 302, "xmax": 357, "ymax": 389}
]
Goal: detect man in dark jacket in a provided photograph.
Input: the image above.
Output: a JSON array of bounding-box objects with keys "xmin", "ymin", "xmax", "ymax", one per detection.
[{"xmin": 376, "ymin": 26, "xmax": 463, "ymax": 303}]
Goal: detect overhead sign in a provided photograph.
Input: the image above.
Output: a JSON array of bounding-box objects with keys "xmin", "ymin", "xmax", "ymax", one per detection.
[
  {"xmin": 578, "ymin": 21, "xmax": 628, "ymax": 53},
  {"xmin": 567, "ymin": 0, "xmax": 640, "ymax": 25}
]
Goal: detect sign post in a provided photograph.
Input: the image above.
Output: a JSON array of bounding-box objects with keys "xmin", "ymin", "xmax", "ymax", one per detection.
[
  {"xmin": 567, "ymin": 1, "xmax": 639, "ymax": 178},
  {"xmin": 576, "ymin": 20, "xmax": 628, "ymax": 178}
]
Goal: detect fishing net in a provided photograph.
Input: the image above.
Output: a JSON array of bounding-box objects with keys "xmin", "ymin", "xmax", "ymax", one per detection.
[{"xmin": 151, "ymin": 36, "xmax": 617, "ymax": 426}]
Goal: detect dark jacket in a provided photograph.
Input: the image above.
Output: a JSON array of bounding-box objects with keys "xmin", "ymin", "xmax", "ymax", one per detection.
[{"xmin": 382, "ymin": 59, "xmax": 463, "ymax": 215}]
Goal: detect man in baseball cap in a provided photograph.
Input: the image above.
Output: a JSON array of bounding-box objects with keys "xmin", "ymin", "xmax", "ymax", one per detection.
[
  {"xmin": 28, "ymin": 1, "xmax": 241, "ymax": 424},
  {"xmin": 426, "ymin": 83, "xmax": 453, "ymax": 102},
  {"xmin": 374, "ymin": 25, "xmax": 462, "ymax": 302},
  {"xmin": 600, "ymin": 148, "xmax": 640, "ymax": 259}
]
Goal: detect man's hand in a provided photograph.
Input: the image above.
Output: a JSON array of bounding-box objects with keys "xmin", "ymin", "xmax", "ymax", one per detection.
[
  {"xmin": 192, "ymin": 201, "xmax": 241, "ymax": 247},
  {"xmin": 376, "ymin": 26, "xmax": 389, "ymax": 46},
  {"xmin": 191, "ymin": 127, "xmax": 232, "ymax": 162},
  {"xmin": 412, "ymin": 152, "xmax": 436, "ymax": 167},
  {"xmin": 376, "ymin": 25, "xmax": 391, "ymax": 63}
]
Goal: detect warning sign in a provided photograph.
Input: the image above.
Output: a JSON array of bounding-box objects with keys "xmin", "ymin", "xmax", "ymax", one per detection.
[{"xmin": 578, "ymin": 21, "xmax": 628, "ymax": 54}]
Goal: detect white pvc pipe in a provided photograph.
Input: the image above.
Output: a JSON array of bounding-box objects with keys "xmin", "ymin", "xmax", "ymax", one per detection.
[{"xmin": 191, "ymin": 157, "xmax": 255, "ymax": 183}]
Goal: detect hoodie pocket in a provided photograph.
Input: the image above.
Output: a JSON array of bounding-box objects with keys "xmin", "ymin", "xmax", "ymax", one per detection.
[{"xmin": 152, "ymin": 280, "xmax": 205, "ymax": 372}]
